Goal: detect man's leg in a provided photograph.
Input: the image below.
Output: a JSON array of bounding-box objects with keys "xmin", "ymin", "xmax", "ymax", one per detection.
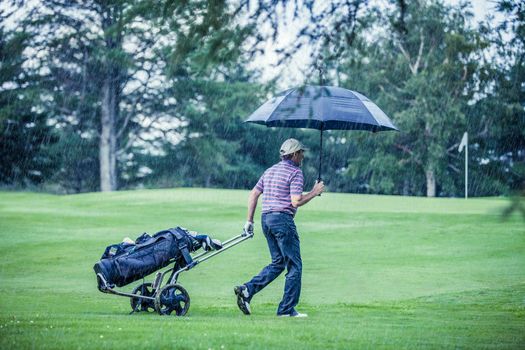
[
  {"xmin": 244, "ymin": 216, "xmax": 285, "ymax": 298},
  {"xmin": 276, "ymin": 218, "xmax": 302, "ymax": 316},
  {"xmin": 235, "ymin": 214, "xmax": 286, "ymax": 315}
]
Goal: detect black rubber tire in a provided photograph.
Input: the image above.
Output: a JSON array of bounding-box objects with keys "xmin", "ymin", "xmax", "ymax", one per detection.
[
  {"xmin": 154, "ymin": 284, "xmax": 190, "ymax": 316},
  {"xmin": 130, "ymin": 283, "xmax": 155, "ymax": 312}
]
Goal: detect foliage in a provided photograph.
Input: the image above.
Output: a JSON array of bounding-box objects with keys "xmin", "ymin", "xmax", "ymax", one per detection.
[
  {"xmin": 11, "ymin": 0, "xmax": 258, "ymax": 192},
  {"xmin": 0, "ymin": 0, "xmax": 523, "ymax": 197},
  {"xmin": 0, "ymin": 18, "xmax": 56, "ymax": 186},
  {"xmin": 322, "ymin": 0, "xmax": 511, "ymax": 196},
  {"xmin": 46, "ymin": 128, "xmax": 100, "ymax": 193}
]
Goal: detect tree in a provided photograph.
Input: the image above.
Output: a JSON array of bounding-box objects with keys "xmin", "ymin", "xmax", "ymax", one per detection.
[
  {"xmin": 20, "ymin": 0, "xmax": 250, "ymax": 192},
  {"xmin": 21, "ymin": 0, "xmax": 151, "ymax": 191},
  {"xmin": 136, "ymin": 65, "xmax": 280, "ymax": 189},
  {"xmin": 0, "ymin": 11, "xmax": 55, "ymax": 186},
  {"xmin": 490, "ymin": 0, "xmax": 525, "ymax": 192},
  {"xmin": 332, "ymin": 0, "xmax": 487, "ymax": 197}
]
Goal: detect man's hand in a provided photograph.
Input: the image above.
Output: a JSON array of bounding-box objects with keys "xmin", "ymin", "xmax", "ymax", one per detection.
[
  {"xmin": 312, "ymin": 180, "xmax": 325, "ymax": 196},
  {"xmin": 291, "ymin": 180, "xmax": 325, "ymax": 208},
  {"xmin": 243, "ymin": 221, "xmax": 254, "ymax": 236}
]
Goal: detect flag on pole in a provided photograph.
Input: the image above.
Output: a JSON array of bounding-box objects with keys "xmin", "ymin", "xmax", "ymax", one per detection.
[
  {"xmin": 458, "ymin": 132, "xmax": 468, "ymax": 153},
  {"xmin": 458, "ymin": 131, "xmax": 468, "ymax": 199}
]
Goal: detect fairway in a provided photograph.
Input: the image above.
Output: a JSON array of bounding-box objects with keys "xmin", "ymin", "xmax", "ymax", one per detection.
[{"xmin": 0, "ymin": 189, "xmax": 523, "ymax": 349}]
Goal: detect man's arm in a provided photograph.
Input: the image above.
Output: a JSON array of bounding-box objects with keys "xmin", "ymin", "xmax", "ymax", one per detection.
[
  {"xmin": 291, "ymin": 181, "xmax": 324, "ymax": 208},
  {"xmin": 247, "ymin": 188, "xmax": 262, "ymax": 222}
]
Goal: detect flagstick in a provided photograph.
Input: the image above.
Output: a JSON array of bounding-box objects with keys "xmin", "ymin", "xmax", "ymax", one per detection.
[{"xmin": 465, "ymin": 132, "xmax": 468, "ymax": 199}]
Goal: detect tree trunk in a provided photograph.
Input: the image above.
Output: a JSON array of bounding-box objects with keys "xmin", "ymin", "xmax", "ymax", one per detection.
[
  {"xmin": 99, "ymin": 5, "xmax": 122, "ymax": 192},
  {"xmin": 100, "ymin": 77, "xmax": 118, "ymax": 192},
  {"xmin": 426, "ymin": 168, "xmax": 436, "ymax": 197},
  {"xmin": 403, "ymin": 178, "xmax": 410, "ymax": 196}
]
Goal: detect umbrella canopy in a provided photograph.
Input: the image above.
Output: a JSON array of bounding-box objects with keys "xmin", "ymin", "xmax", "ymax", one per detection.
[
  {"xmin": 246, "ymin": 85, "xmax": 398, "ymax": 132},
  {"xmin": 245, "ymin": 85, "xmax": 398, "ymax": 180}
]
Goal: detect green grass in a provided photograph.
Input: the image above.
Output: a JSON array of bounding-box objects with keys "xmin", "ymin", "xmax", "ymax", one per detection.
[{"xmin": 0, "ymin": 189, "xmax": 523, "ymax": 349}]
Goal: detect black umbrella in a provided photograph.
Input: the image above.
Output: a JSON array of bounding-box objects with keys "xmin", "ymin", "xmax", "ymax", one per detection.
[{"xmin": 245, "ymin": 85, "xmax": 398, "ymax": 180}]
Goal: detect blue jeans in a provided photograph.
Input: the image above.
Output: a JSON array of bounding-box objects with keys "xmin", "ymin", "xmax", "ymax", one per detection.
[{"xmin": 244, "ymin": 212, "xmax": 302, "ymax": 315}]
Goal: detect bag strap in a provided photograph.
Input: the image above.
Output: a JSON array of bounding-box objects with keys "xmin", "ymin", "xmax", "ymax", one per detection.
[{"xmin": 168, "ymin": 228, "xmax": 194, "ymax": 266}]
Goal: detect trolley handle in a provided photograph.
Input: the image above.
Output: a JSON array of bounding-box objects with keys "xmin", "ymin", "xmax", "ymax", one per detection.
[{"xmin": 168, "ymin": 231, "xmax": 253, "ymax": 284}]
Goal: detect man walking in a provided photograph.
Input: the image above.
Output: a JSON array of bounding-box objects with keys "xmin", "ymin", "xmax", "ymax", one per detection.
[{"xmin": 235, "ymin": 138, "xmax": 324, "ymax": 317}]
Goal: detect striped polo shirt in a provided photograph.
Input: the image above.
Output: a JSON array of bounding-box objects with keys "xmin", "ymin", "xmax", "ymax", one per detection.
[{"xmin": 254, "ymin": 160, "xmax": 304, "ymax": 215}]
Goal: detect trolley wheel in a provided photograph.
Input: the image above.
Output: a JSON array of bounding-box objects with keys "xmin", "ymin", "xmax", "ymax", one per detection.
[
  {"xmin": 155, "ymin": 283, "xmax": 190, "ymax": 316},
  {"xmin": 130, "ymin": 283, "xmax": 155, "ymax": 312}
]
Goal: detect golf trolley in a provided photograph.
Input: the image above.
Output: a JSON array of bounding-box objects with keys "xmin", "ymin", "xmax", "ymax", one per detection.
[{"xmin": 96, "ymin": 230, "xmax": 253, "ymax": 316}]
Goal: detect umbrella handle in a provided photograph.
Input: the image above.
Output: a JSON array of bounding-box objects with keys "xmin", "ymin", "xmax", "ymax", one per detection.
[
  {"xmin": 318, "ymin": 127, "xmax": 323, "ymax": 196},
  {"xmin": 318, "ymin": 128, "xmax": 323, "ymax": 181}
]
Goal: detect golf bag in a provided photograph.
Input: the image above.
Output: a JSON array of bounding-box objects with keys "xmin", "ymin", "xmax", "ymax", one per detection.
[{"xmin": 93, "ymin": 227, "xmax": 198, "ymax": 288}]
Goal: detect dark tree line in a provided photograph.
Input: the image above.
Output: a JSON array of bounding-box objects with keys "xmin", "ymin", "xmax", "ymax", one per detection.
[{"xmin": 0, "ymin": 0, "xmax": 523, "ymax": 197}]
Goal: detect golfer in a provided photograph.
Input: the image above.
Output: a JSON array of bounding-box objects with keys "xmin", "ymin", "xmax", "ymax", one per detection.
[{"xmin": 235, "ymin": 138, "xmax": 324, "ymax": 317}]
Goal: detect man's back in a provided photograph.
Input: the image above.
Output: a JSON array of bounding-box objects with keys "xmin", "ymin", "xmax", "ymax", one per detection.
[{"xmin": 255, "ymin": 160, "xmax": 304, "ymax": 215}]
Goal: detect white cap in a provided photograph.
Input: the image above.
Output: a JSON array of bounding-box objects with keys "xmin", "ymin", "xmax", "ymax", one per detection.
[{"xmin": 280, "ymin": 138, "xmax": 307, "ymax": 156}]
